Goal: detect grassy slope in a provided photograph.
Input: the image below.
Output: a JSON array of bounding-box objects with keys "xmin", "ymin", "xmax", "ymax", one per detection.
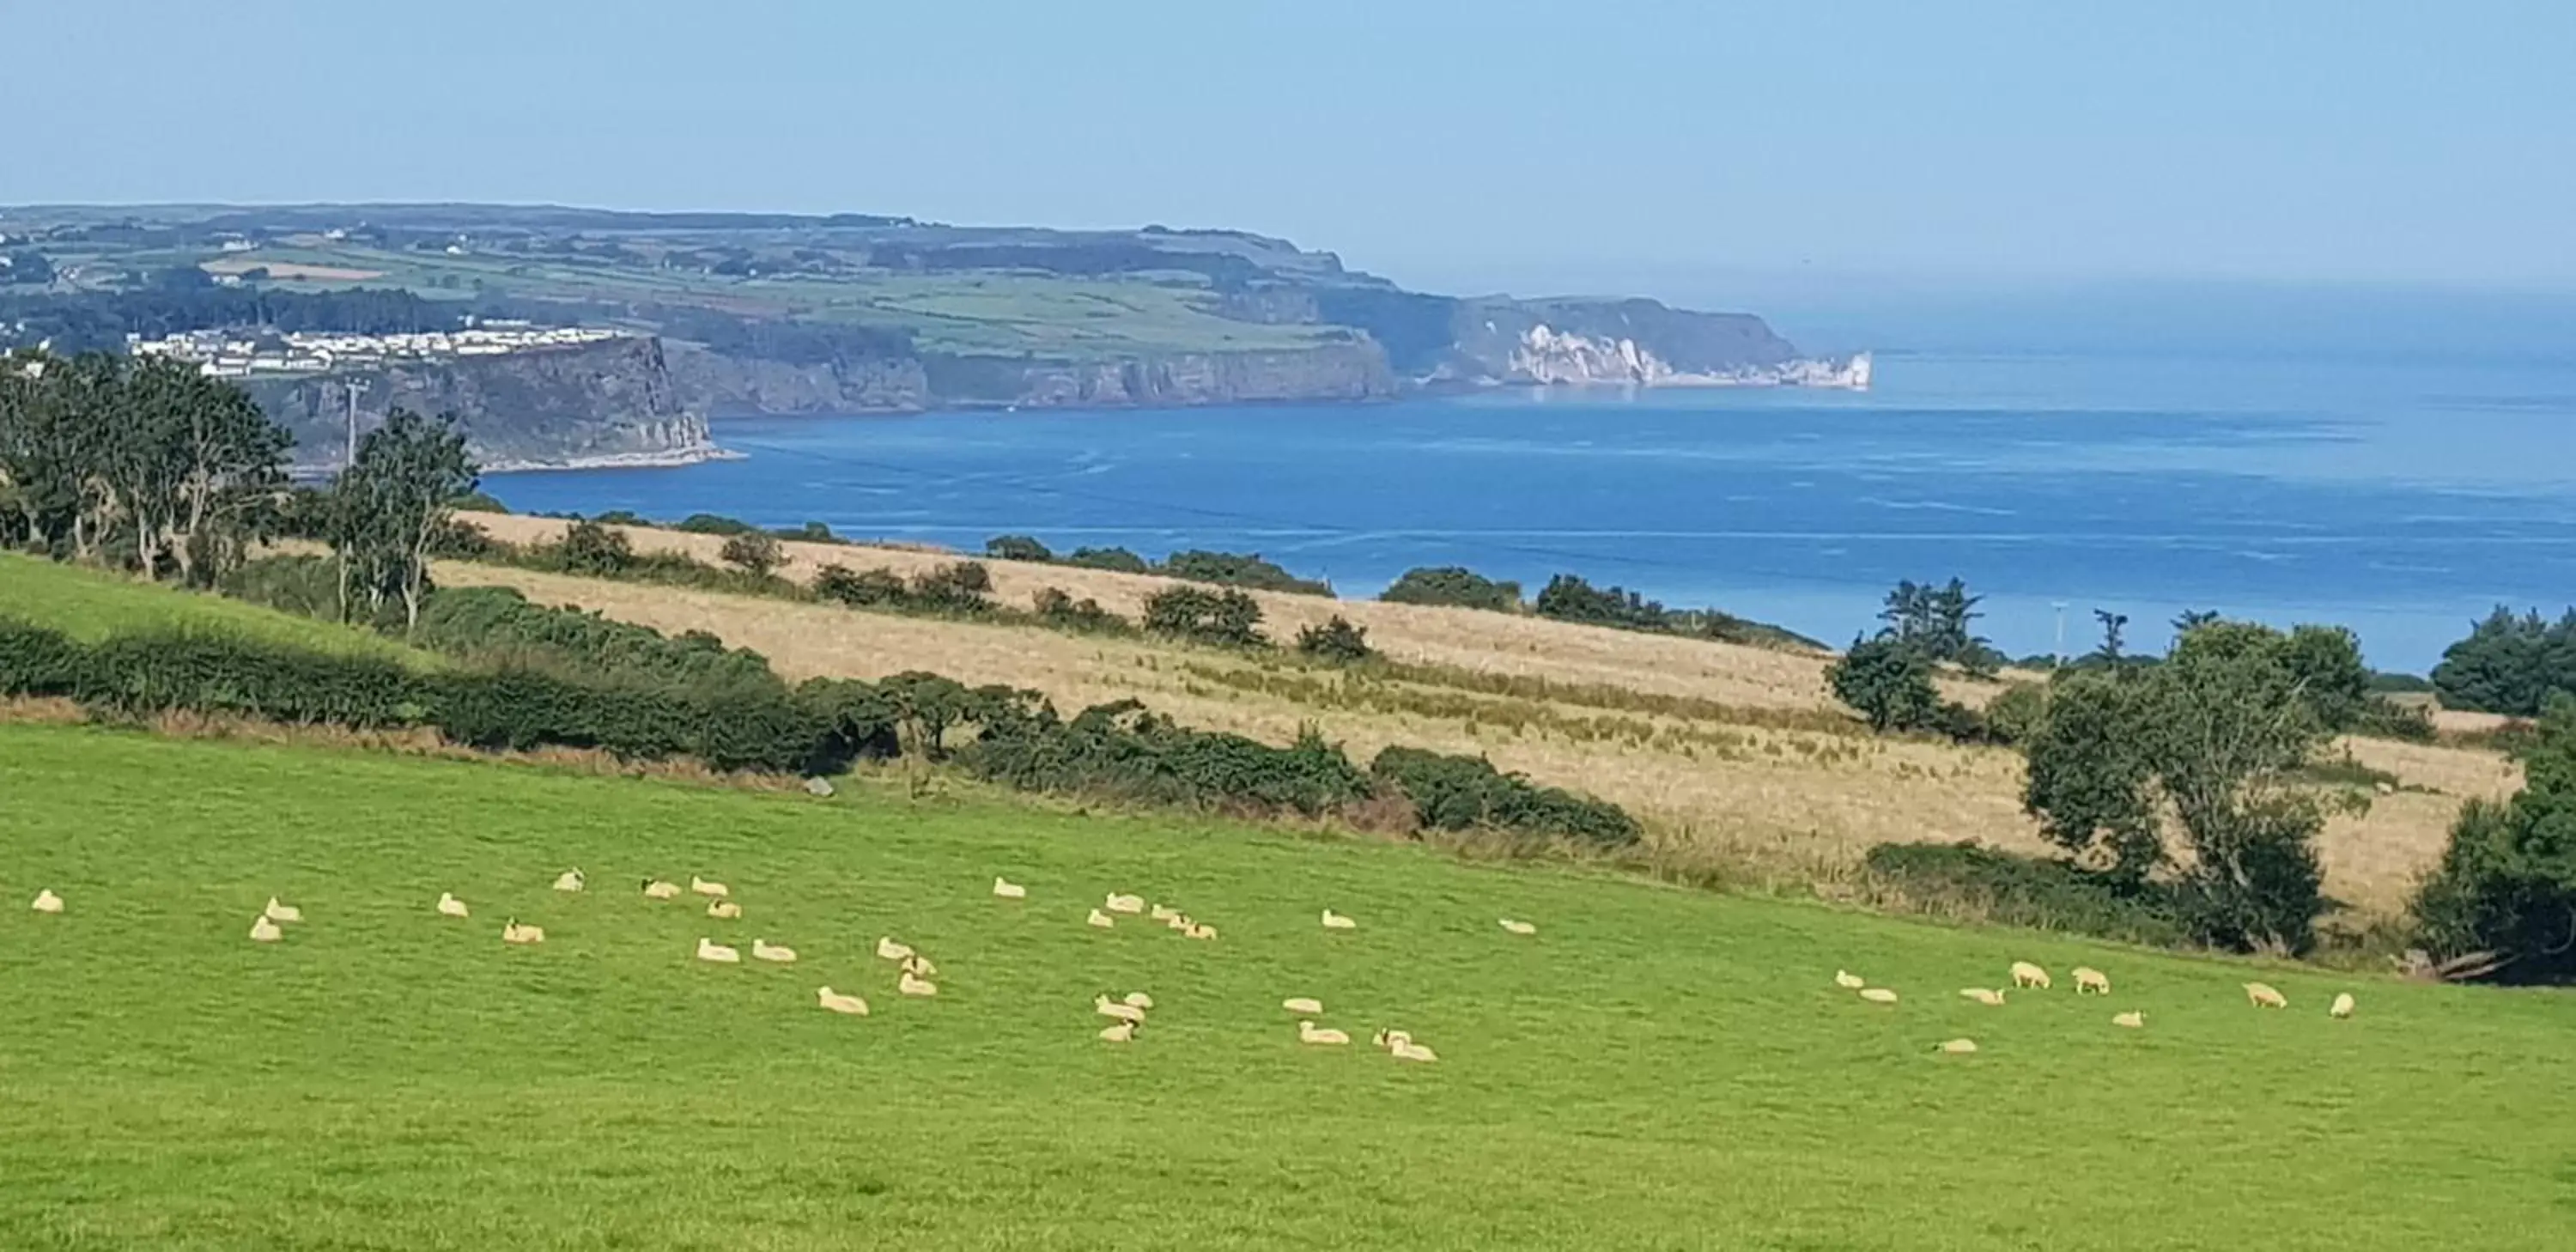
[
  {"xmin": 3, "ymin": 722, "xmax": 2570, "ymax": 1250},
  {"xmin": 0, "ymin": 552, "xmax": 430, "ymax": 665}
]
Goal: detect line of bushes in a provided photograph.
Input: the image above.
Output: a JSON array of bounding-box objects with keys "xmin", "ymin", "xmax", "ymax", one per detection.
[
  {"xmin": 984, "ymin": 534, "xmax": 1333, "ymax": 596},
  {"xmin": 1858, "ymin": 842, "xmax": 2193, "ymax": 948}
]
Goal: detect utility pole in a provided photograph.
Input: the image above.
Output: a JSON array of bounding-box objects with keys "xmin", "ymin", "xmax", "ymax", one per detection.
[{"xmin": 343, "ymin": 377, "xmax": 370, "ymax": 471}]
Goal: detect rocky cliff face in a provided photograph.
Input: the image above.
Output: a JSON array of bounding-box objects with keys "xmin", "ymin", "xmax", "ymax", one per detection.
[
  {"xmin": 249, "ymin": 336, "xmax": 719, "ymax": 471},
  {"xmin": 921, "ymin": 342, "xmax": 1397, "ymax": 408},
  {"xmin": 1449, "ymin": 296, "xmax": 1847, "ymax": 386},
  {"xmin": 664, "ymin": 342, "xmax": 931, "ymax": 415}
]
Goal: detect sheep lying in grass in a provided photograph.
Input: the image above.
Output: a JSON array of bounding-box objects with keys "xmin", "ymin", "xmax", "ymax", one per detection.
[
  {"xmin": 1371, "ymin": 1029, "xmax": 1412, "ymax": 1050},
  {"xmin": 1834, "ymin": 970, "xmax": 1865, "ymax": 989},
  {"xmin": 690, "ymin": 877, "xmax": 729, "ymax": 899},
  {"xmin": 1299, "ymin": 1021, "xmax": 1351, "ymax": 1045},
  {"xmin": 1086, "ymin": 909, "xmax": 1115, "ymax": 930},
  {"xmin": 436, "ymin": 892, "xmax": 470, "ymax": 919},
  {"xmin": 1859, "ymin": 988, "xmax": 1899, "ymax": 1005},
  {"xmin": 1099, "ymin": 1020, "xmax": 1137, "ymax": 1042},
  {"xmin": 249, "ymin": 915, "xmax": 283, "ymax": 943},
  {"xmin": 707, "ymin": 900, "xmax": 741, "ymax": 920},
  {"xmin": 900, "ymin": 955, "xmax": 938, "ymax": 978},
  {"xmin": 641, "ymin": 879, "xmax": 680, "ymax": 900},
  {"xmin": 1283, "ymin": 997, "xmax": 1325, "ymax": 1016},
  {"xmin": 1498, "ymin": 919, "xmax": 1538, "ymax": 936},
  {"xmin": 751, "ymin": 939, "xmax": 798, "ymax": 963},
  {"xmin": 29, "ymin": 889, "xmax": 63, "ymax": 915},
  {"xmin": 898, "ymin": 971, "xmax": 939, "ymax": 998},
  {"xmin": 2010, "ymin": 962, "xmax": 2051, "ymax": 989},
  {"xmin": 501, "ymin": 920, "xmax": 544, "ymax": 945},
  {"xmin": 1163, "ymin": 912, "xmax": 1193, "ymax": 932},
  {"xmin": 1958, "ymin": 988, "xmax": 2007, "ymax": 1006},
  {"xmin": 1096, "ymin": 997, "xmax": 1145, "ymax": 1024},
  {"xmin": 1123, "ymin": 991, "xmax": 1154, "ymax": 1009},
  {"xmin": 1389, "ymin": 1040, "xmax": 1439, "ymax": 1063},
  {"xmin": 1183, "ymin": 922, "xmax": 1218, "ymax": 940},
  {"xmin": 696, "ymin": 938, "xmax": 740, "ymax": 963},
  {"xmin": 2073, "ymin": 966, "xmax": 2111, "ymax": 995},
  {"xmin": 992, "ymin": 877, "xmax": 1028, "ymax": 900},
  {"xmin": 1105, "ymin": 893, "xmax": 1145, "ymax": 915},
  {"xmin": 553, "ymin": 870, "xmax": 585, "ymax": 893},
  {"xmin": 2112, "ymin": 1011, "xmax": 2145, "ymax": 1029},
  {"xmin": 263, "ymin": 897, "xmax": 302, "ymax": 924},
  {"xmin": 817, "ymin": 988, "xmax": 869, "ymax": 1016},
  {"xmin": 2330, "ymin": 992, "xmax": 2356, "ymax": 1019},
  {"xmin": 2244, "ymin": 982, "xmax": 2287, "ymax": 1009},
  {"xmin": 1321, "ymin": 909, "xmax": 1357, "ymax": 931},
  {"xmin": 1935, "ymin": 1038, "xmax": 1978, "ymax": 1055},
  {"xmin": 876, "ymin": 937, "xmax": 914, "ymax": 961}
]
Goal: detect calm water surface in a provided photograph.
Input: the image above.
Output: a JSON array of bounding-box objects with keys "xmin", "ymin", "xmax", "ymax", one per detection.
[{"xmin": 489, "ymin": 350, "xmax": 2576, "ymax": 672}]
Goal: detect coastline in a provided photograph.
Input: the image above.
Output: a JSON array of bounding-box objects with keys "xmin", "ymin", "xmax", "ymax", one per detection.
[{"xmin": 465, "ymin": 444, "xmax": 745, "ymax": 476}]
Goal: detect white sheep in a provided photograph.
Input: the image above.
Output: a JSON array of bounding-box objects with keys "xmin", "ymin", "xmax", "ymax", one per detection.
[
  {"xmin": 1321, "ymin": 909, "xmax": 1357, "ymax": 930},
  {"xmin": 900, "ymin": 955, "xmax": 939, "ymax": 978},
  {"xmin": 1833, "ymin": 970, "xmax": 1866, "ymax": 989},
  {"xmin": 263, "ymin": 896, "xmax": 303, "ymax": 924},
  {"xmin": 1096, "ymin": 997, "xmax": 1145, "ymax": 1024},
  {"xmin": 249, "ymin": 915, "xmax": 283, "ymax": 943},
  {"xmin": 992, "ymin": 877, "xmax": 1028, "ymax": 900},
  {"xmin": 1163, "ymin": 912, "xmax": 1193, "ymax": 931},
  {"xmin": 1958, "ymin": 988, "xmax": 2007, "ymax": 1006},
  {"xmin": 1098, "ymin": 1020, "xmax": 1137, "ymax": 1042},
  {"xmin": 2010, "ymin": 962, "xmax": 2051, "ymax": 989},
  {"xmin": 1123, "ymin": 991, "xmax": 1154, "ymax": 1009},
  {"xmin": 2330, "ymin": 992, "xmax": 2356, "ymax": 1019},
  {"xmin": 1105, "ymin": 892, "xmax": 1145, "ymax": 915},
  {"xmin": 696, "ymin": 937, "xmax": 741, "ymax": 963},
  {"xmin": 1498, "ymin": 919, "xmax": 1538, "ymax": 936},
  {"xmin": 1935, "ymin": 1037, "xmax": 1978, "ymax": 1054},
  {"xmin": 1150, "ymin": 903, "xmax": 1180, "ymax": 922},
  {"xmin": 690, "ymin": 876, "xmax": 729, "ymax": 899},
  {"xmin": 1283, "ymin": 997, "xmax": 1325, "ymax": 1016},
  {"xmin": 436, "ymin": 892, "xmax": 470, "ymax": 919},
  {"xmin": 1372, "ymin": 1029, "xmax": 1413, "ymax": 1050},
  {"xmin": 817, "ymin": 987, "xmax": 869, "ymax": 1016},
  {"xmin": 1085, "ymin": 909, "xmax": 1115, "ymax": 929},
  {"xmin": 1299, "ymin": 1021, "xmax": 1351, "ymax": 1045},
  {"xmin": 2112, "ymin": 1011, "xmax": 2145, "ymax": 1029},
  {"xmin": 706, "ymin": 900, "xmax": 741, "ymax": 920},
  {"xmin": 552, "ymin": 869, "xmax": 585, "ymax": 893},
  {"xmin": 750, "ymin": 939, "xmax": 798, "ymax": 963},
  {"xmin": 502, "ymin": 920, "xmax": 544, "ymax": 945},
  {"xmin": 876, "ymin": 937, "xmax": 914, "ymax": 961},
  {"xmin": 2072, "ymin": 966, "xmax": 2111, "ymax": 995},
  {"xmin": 898, "ymin": 971, "xmax": 939, "ymax": 998},
  {"xmin": 29, "ymin": 889, "xmax": 63, "ymax": 915},
  {"xmin": 1860, "ymin": 988, "xmax": 1899, "ymax": 1005},
  {"xmin": 1389, "ymin": 1040, "xmax": 1439, "ymax": 1063},
  {"xmin": 1183, "ymin": 922, "xmax": 1218, "ymax": 940},
  {"xmin": 2244, "ymin": 982, "xmax": 2287, "ymax": 1010},
  {"xmin": 641, "ymin": 879, "xmax": 680, "ymax": 900}
]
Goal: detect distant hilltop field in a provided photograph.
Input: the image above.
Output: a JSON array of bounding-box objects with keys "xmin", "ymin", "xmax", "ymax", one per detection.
[{"xmin": 0, "ymin": 204, "xmax": 1865, "ymax": 468}]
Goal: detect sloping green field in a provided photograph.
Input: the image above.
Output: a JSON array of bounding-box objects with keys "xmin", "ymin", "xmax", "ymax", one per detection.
[
  {"xmin": 0, "ymin": 553, "xmax": 428, "ymax": 665},
  {"xmin": 3, "ymin": 722, "xmax": 2570, "ymax": 1250}
]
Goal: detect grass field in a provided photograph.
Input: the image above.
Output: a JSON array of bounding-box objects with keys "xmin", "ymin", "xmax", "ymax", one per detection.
[
  {"xmin": 3, "ymin": 721, "xmax": 2571, "ymax": 1249},
  {"xmin": 0, "ymin": 553, "xmax": 430, "ymax": 666}
]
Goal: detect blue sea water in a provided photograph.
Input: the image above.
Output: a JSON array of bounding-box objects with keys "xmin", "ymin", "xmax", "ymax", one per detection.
[{"xmin": 486, "ymin": 349, "xmax": 2576, "ymax": 673}]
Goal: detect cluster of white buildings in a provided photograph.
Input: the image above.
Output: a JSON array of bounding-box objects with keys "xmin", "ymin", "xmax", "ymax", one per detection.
[{"xmin": 128, "ymin": 325, "xmax": 627, "ymax": 379}]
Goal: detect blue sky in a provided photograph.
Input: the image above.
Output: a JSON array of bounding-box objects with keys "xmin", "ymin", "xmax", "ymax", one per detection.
[{"xmin": 6, "ymin": 1, "xmax": 2573, "ymax": 298}]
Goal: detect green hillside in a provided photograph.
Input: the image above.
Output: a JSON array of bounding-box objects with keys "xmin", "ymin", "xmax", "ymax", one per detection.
[
  {"xmin": 0, "ymin": 552, "xmax": 430, "ymax": 665},
  {"xmin": 2, "ymin": 722, "xmax": 2568, "ymax": 1249}
]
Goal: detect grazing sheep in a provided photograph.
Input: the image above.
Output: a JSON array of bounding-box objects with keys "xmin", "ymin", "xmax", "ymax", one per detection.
[
  {"xmin": 1123, "ymin": 991, "xmax": 1154, "ymax": 1009},
  {"xmin": 1935, "ymin": 1038, "xmax": 1979, "ymax": 1055},
  {"xmin": 751, "ymin": 939, "xmax": 798, "ymax": 963},
  {"xmin": 249, "ymin": 915, "xmax": 283, "ymax": 943},
  {"xmin": 690, "ymin": 877, "xmax": 729, "ymax": 899},
  {"xmin": 1105, "ymin": 893, "xmax": 1145, "ymax": 915},
  {"xmin": 2330, "ymin": 992, "xmax": 2356, "ymax": 1019},
  {"xmin": 1085, "ymin": 909, "xmax": 1115, "ymax": 929},
  {"xmin": 1389, "ymin": 1040, "xmax": 1439, "ymax": 1063},
  {"xmin": 436, "ymin": 892, "xmax": 470, "ymax": 919},
  {"xmin": 1860, "ymin": 988, "xmax": 1899, "ymax": 1005},
  {"xmin": 1299, "ymin": 1021, "xmax": 1352, "ymax": 1046},
  {"xmin": 2010, "ymin": 962, "xmax": 2052, "ymax": 989},
  {"xmin": 1150, "ymin": 904, "xmax": 1180, "ymax": 922},
  {"xmin": 641, "ymin": 879, "xmax": 681, "ymax": 900},
  {"xmin": 2112, "ymin": 1011, "xmax": 2145, "ymax": 1029},
  {"xmin": 1833, "ymin": 970, "xmax": 1866, "ymax": 990},
  {"xmin": 30, "ymin": 889, "xmax": 64, "ymax": 915},
  {"xmin": 706, "ymin": 900, "xmax": 741, "ymax": 920},
  {"xmin": 898, "ymin": 971, "xmax": 939, "ymax": 998},
  {"xmin": 263, "ymin": 897, "xmax": 303, "ymax": 924},
  {"xmin": 553, "ymin": 869, "xmax": 585, "ymax": 893},
  {"xmin": 696, "ymin": 937, "xmax": 741, "ymax": 963},
  {"xmin": 1958, "ymin": 988, "xmax": 2007, "ymax": 1006},
  {"xmin": 1098, "ymin": 1020, "xmax": 1137, "ymax": 1042},
  {"xmin": 2244, "ymin": 982, "xmax": 2287, "ymax": 1009},
  {"xmin": 876, "ymin": 937, "xmax": 914, "ymax": 961},
  {"xmin": 1184, "ymin": 922, "xmax": 1218, "ymax": 940},
  {"xmin": 2073, "ymin": 966, "xmax": 2111, "ymax": 995},
  {"xmin": 1321, "ymin": 909, "xmax": 1357, "ymax": 931},
  {"xmin": 992, "ymin": 877, "xmax": 1028, "ymax": 900},
  {"xmin": 900, "ymin": 955, "xmax": 939, "ymax": 978},
  {"xmin": 817, "ymin": 988, "xmax": 869, "ymax": 1016},
  {"xmin": 502, "ymin": 920, "xmax": 544, "ymax": 945},
  {"xmin": 1096, "ymin": 998, "xmax": 1145, "ymax": 1024},
  {"xmin": 1283, "ymin": 997, "xmax": 1325, "ymax": 1016},
  {"xmin": 1498, "ymin": 919, "xmax": 1538, "ymax": 936}
]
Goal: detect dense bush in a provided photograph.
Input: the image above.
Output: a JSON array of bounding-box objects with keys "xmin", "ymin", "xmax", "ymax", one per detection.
[
  {"xmin": 2431, "ymin": 606, "xmax": 2576, "ymax": 716},
  {"xmin": 985, "ymin": 534, "xmax": 1054, "ymax": 562},
  {"xmin": 2411, "ymin": 695, "xmax": 2576, "ymax": 983},
  {"xmin": 412, "ymin": 586, "xmax": 781, "ymax": 690},
  {"xmin": 554, "ymin": 520, "xmax": 635, "ymax": 576},
  {"xmin": 1141, "ymin": 586, "xmax": 1267, "ymax": 648},
  {"xmin": 1295, "ymin": 616, "xmax": 1375, "ymax": 663},
  {"xmin": 1032, "ymin": 586, "xmax": 1127, "ymax": 634},
  {"xmin": 720, "ymin": 531, "xmax": 786, "ymax": 577},
  {"xmin": 962, "ymin": 699, "xmax": 1370, "ymax": 817},
  {"xmin": 1861, "ymin": 842, "xmax": 2190, "ymax": 946},
  {"xmin": 813, "ymin": 563, "xmax": 908, "ymax": 607},
  {"xmin": 1380, "ymin": 566, "xmax": 1522, "ymax": 611},
  {"xmin": 220, "ymin": 555, "xmax": 371, "ymax": 626},
  {"xmin": 1157, "ymin": 550, "xmax": 1330, "ymax": 596},
  {"xmin": 906, "ymin": 562, "xmax": 994, "ymax": 614},
  {"xmin": 1370, "ymin": 746, "xmax": 1640, "ymax": 848},
  {"xmin": 674, "ymin": 513, "xmax": 760, "ymax": 536},
  {"xmin": 1063, "ymin": 546, "xmax": 1151, "ymax": 574},
  {"xmin": 1980, "ymin": 683, "xmax": 2050, "ymax": 746},
  {"xmin": 1826, "ymin": 635, "xmax": 1943, "ymax": 732},
  {"xmin": 1533, "ymin": 574, "xmax": 1669, "ymax": 632}
]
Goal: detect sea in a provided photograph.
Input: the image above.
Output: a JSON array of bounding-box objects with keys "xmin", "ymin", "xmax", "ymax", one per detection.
[{"xmin": 486, "ymin": 303, "xmax": 2576, "ymax": 675}]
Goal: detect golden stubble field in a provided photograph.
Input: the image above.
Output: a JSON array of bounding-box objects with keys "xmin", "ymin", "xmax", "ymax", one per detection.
[{"xmin": 447, "ymin": 514, "xmax": 2518, "ymax": 915}]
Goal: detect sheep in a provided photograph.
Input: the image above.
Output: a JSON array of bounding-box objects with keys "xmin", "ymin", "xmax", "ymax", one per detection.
[
  {"xmin": 502, "ymin": 920, "xmax": 544, "ymax": 945},
  {"xmin": 1098, "ymin": 1020, "xmax": 1137, "ymax": 1042},
  {"xmin": 1833, "ymin": 970, "xmax": 1866, "ymax": 989},
  {"xmin": 2330, "ymin": 992, "xmax": 2356, "ymax": 1019},
  {"xmin": 690, "ymin": 876, "xmax": 729, "ymax": 899},
  {"xmin": 1105, "ymin": 892, "xmax": 1145, "ymax": 915},
  {"xmin": 552, "ymin": 869, "xmax": 585, "ymax": 893},
  {"xmin": 1321, "ymin": 909, "xmax": 1358, "ymax": 931},
  {"xmin": 817, "ymin": 988, "xmax": 870, "ymax": 1016},
  {"xmin": 1123, "ymin": 991, "xmax": 1154, "ymax": 1009},
  {"xmin": 875, "ymin": 937, "xmax": 914, "ymax": 961},
  {"xmin": 1163, "ymin": 912, "xmax": 1193, "ymax": 931},
  {"xmin": 1498, "ymin": 919, "xmax": 1538, "ymax": 936},
  {"xmin": 1085, "ymin": 909, "xmax": 1115, "ymax": 929},
  {"xmin": 1096, "ymin": 997, "xmax": 1145, "ymax": 1024},
  {"xmin": 263, "ymin": 897, "xmax": 303, "ymax": 924},
  {"xmin": 2244, "ymin": 982, "xmax": 2287, "ymax": 1010},
  {"xmin": 1184, "ymin": 922, "xmax": 1218, "ymax": 940},
  {"xmin": 2073, "ymin": 966, "xmax": 2111, "ymax": 995},
  {"xmin": 900, "ymin": 955, "xmax": 939, "ymax": 978},
  {"xmin": 707, "ymin": 900, "xmax": 741, "ymax": 920},
  {"xmin": 436, "ymin": 892, "xmax": 470, "ymax": 919},
  {"xmin": 2010, "ymin": 962, "xmax": 2052, "ymax": 989},
  {"xmin": 1958, "ymin": 988, "xmax": 2007, "ymax": 1006},
  {"xmin": 992, "ymin": 877, "xmax": 1028, "ymax": 900},
  {"xmin": 1283, "ymin": 997, "xmax": 1325, "ymax": 1016},
  {"xmin": 249, "ymin": 915, "xmax": 283, "ymax": 943},
  {"xmin": 2111, "ymin": 1011, "xmax": 2145, "ymax": 1029},
  {"xmin": 898, "ymin": 971, "xmax": 939, "ymax": 998},
  {"xmin": 696, "ymin": 937, "xmax": 741, "ymax": 963},
  {"xmin": 750, "ymin": 939, "xmax": 798, "ymax": 963},
  {"xmin": 1859, "ymin": 988, "xmax": 1899, "ymax": 1005},
  {"xmin": 641, "ymin": 879, "xmax": 680, "ymax": 900},
  {"xmin": 1371, "ymin": 1029, "xmax": 1413, "ymax": 1050},
  {"xmin": 31, "ymin": 889, "xmax": 64, "ymax": 915},
  {"xmin": 1299, "ymin": 1021, "xmax": 1351, "ymax": 1046},
  {"xmin": 1389, "ymin": 1040, "xmax": 1439, "ymax": 1063},
  {"xmin": 1150, "ymin": 903, "xmax": 1181, "ymax": 922},
  {"xmin": 1935, "ymin": 1038, "xmax": 1979, "ymax": 1055}
]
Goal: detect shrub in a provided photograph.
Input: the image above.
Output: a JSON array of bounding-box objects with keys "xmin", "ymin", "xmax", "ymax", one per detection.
[
  {"xmin": 0, "ymin": 617, "xmax": 89, "ymax": 697},
  {"xmin": 985, "ymin": 534, "xmax": 1054, "ymax": 562},
  {"xmin": 1980, "ymin": 682, "xmax": 2049, "ymax": 746},
  {"xmin": 813, "ymin": 563, "xmax": 908, "ymax": 607},
  {"xmin": 1369, "ymin": 746, "xmax": 1639, "ymax": 848},
  {"xmin": 2352, "ymin": 696, "xmax": 2437, "ymax": 743},
  {"xmin": 2410, "ymin": 695, "xmax": 2576, "ymax": 983},
  {"xmin": 2430, "ymin": 605, "xmax": 2576, "ymax": 716},
  {"xmin": 961, "ymin": 698, "xmax": 1371, "ymax": 817},
  {"xmin": 907, "ymin": 562, "xmax": 993, "ymax": 614},
  {"xmin": 412, "ymin": 586, "xmax": 781, "ymax": 689},
  {"xmin": 79, "ymin": 629, "xmax": 421, "ymax": 727},
  {"xmin": 1033, "ymin": 586, "xmax": 1126, "ymax": 634},
  {"xmin": 1826, "ymin": 635, "xmax": 1943, "ymax": 732},
  {"xmin": 719, "ymin": 531, "xmax": 787, "ymax": 577},
  {"xmin": 1295, "ymin": 616, "xmax": 1375, "ymax": 663},
  {"xmin": 675, "ymin": 513, "xmax": 761, "ymax": 536},
  {"xmin": 1533, "ymin": 574, "xmax": 1668, "ymax": 631},
  {"xmin": 1861, "ymin": 842, "xmax": 2189, "ymax": 946},
  {"xmin": 772, "ymin": 520, "xmax": 841, "ymax": 544},
  {"xmin": 1063, "ymin": 546, "xmax": 1151, "ymax": 574},
  {"xmin": 1142, "ymin": 586, "xmax": 1267, "ymax": 647},
  {"xmin": 1380, "ymin": 566, "xmax": 1521, "ymax": 611},
  {"xmin": 219, "ymin": 555, "xmax": 361, "ymax": 625},
  {"xmin": 554, "ymin": 520, "xmax": 633, "ymax": 576},
  {"xmin": 1157, "ymin": 550, "xmax": 1329, "ymax": 596}
]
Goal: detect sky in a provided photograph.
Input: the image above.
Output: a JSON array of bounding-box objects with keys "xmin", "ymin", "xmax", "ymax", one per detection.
[{"xmin": 5, "ymin": 0, "xmax": 2574, "ymax": 302}]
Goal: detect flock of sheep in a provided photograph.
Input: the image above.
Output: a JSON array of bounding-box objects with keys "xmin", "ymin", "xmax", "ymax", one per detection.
[{"xmin": 1832, "ymin": 959, "xmax": 2359, "ymax": 1055}]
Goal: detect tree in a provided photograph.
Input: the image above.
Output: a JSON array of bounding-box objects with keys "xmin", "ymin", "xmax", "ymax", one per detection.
[
  {"xmin": 2432, "ymin": 606, "xmax": 2576, "ymax": 716},
  {"xmin": 555, "ymin": 519, "xmax": 632, "ymax": 576},
  {"xmin": 1380, "ymin": 566, "xmax": 1522, "ymax": 611},
  {"xmin": 327, "ymin": 409, "xmax": 477, "ymax": 631},
  {"xmin": 1142, "ymin": 586, "xmax": 1266, "ymax": 647},
  {"xmin": 720, "ymin": 530, "xmax": 786, "ymax": 578},
  {"xmin": 1826, "ymin": 635, "xmax": 1943, "ymax": 732},
  {"xmin": 984, "ymin": 534, "xmax": 1054, "ymax": 562},
  {"xmin": 1876, "ymin": 577, "xmax": 1998, "ymax": 677},
  {"xmin": 1295, "ymin": 615, "xmax": 1374, "ymax": 663},
  {"xmin": 2410, "ymin": 694, "xmax": 2576, "ymax": 983},
  {"xmin": 2090, "ymin": 610, "xmax": 2129, "ymax": 663}
]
